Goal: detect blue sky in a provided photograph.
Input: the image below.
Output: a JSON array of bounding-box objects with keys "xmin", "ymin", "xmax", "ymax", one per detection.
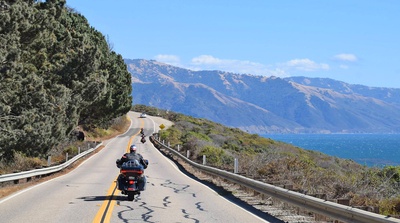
[{"xmin": 66, "ymin": 0, "xmax": 400, "ymax": 88}]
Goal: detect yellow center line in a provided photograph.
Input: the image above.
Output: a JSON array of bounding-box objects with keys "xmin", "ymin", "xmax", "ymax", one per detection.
[
  {"xmin": 92, "ymin": 118, "xmax": 145, "ymax": 223},
  {"xmin": 92, "ymin": 180, "xmax": 118, "ymax": 223}
]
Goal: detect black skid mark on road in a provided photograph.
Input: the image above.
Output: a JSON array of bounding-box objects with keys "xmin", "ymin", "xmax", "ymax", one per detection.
[
  {"xmin": 134, "ymin": 194, "xmax": 141, "ymax": 202},
  {"xmin": 162, "ymin": 196, "xmax": 171, "ymax": 207},
  {"xmin": 181, "ymin": 184, "xmax": 190, "ymax": 191},
  {"xmin": 160, "ymin": 179, "xmax": 196, "ymax": 197},
  {"xmin": 117, "ymin": 204, "xmax": 134, "ymax": 223},
  {"xmin": 195, "ymin": 202, "xmax": 206, "ymax": 212},
  {"xmin": 181, "ymin": 209, "xmax": 200, "ymax": 223},
  {"xmin": 145, "ymin": 177, "xmax": 156, "ymax": 187},
  {"xmin": 139, "ymin": 201, "xmax": 155, "ymax": 222},
  {"xmin": 116, "ymin": 197, "xmax": 155, "ymax": 223}
]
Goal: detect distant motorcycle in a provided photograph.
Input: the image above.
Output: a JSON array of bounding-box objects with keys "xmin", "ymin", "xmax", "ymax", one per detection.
[
  {"xmin": 116, "ymin": 159, "xmax": 148, "ymax": 201},
  {"xmin": 141, "ymin": 135, "xmax": 146, "ymax": 144}
]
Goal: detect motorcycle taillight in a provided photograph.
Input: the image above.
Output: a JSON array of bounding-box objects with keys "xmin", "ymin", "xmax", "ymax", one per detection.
[{"xmin": 129, "ymin": 180, "xmax": 134, "ymax": 185}]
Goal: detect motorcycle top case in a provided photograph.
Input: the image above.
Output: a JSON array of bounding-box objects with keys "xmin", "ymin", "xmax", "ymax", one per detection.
[{"xmin": 120, "ymin": 160, "xmax": 144, "ymax": 177}]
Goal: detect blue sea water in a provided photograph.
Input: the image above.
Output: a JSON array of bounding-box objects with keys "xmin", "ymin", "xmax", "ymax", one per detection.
[{"xmin": 261, "ymin": 134, "xmax": 400, "ymax": 167}]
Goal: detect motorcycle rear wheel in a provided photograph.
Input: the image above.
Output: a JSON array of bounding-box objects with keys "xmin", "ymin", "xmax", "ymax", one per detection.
[{"xmin": 127, "ymin": 192, "xmax": 135, "ymax": 201}]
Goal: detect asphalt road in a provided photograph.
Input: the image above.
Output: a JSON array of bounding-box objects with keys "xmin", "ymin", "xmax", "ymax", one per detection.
[{"xmin": 0, "ymin": 112, "xmax": 277, "ymax": 223}]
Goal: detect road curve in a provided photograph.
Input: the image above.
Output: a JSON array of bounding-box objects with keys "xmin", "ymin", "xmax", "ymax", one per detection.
[{"xmin": 0, "ymin": 112, "xmax": 278, "ymax": 223}]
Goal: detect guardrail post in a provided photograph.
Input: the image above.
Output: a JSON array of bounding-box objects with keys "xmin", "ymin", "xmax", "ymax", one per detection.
[
  {"xmin": 234, "ymin": 158, "xmax": 238, "ymax": 173},
  {"xmin": 177, "ymin": 145, "xmax": 180, "ymax": 151},
  {"xmin": 186, "ymin": 150, "xmax": 190, "ymax": 158},
  {"xmin": 168, "ymin": 142, "xmax": 170, "ymax": 147},
  {"xmin": 78, "ymin": 146, "xmax": 81, "ymax": 154},
  {"xmin": 47, "ymin": 156, "xmax": 51, "ymax": 166},
  {"xmin": 203, "ymin": 155, "xmax": 206, "ymax": 165},
  {"xmin": 163, "ymin": 140, "xmax": 165, "ymax": 145},
  {"xmin": 65, "ymin": 153, "xmax": 68, "ymax": 162}
]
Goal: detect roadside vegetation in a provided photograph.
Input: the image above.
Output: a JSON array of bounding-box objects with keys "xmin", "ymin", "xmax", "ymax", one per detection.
[
  {"xmin": 133, "ymin": 104, "xmax": 400, "ymax": 217},
  {"xmin": 0, "ymin": 1, "xmax": 132, "ymax": 170},
  {"xmin": 0, "ymin": 115, "xmax": 130, "ymax": 175}
]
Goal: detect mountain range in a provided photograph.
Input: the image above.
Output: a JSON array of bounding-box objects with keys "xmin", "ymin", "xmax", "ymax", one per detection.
[{"xmin": 125, "ymin": 59, "xmax": 400, "ymax": 134}]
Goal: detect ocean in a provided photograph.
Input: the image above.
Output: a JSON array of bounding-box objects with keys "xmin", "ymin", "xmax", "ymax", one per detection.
[{"xmin": 261, "ymin": 134, "xmax": 400, "ymax": 167}]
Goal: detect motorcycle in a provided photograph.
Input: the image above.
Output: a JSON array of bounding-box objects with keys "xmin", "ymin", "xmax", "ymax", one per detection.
[
  {"xmin": 140, "ymin": 128, "xmax": 146, "ymax": 144},
  {"xmin": 140, "ymin": 135, "xmax": 146, "ymax": 144},
  {"xmin": 116, "ymin": 159, "xmax": 148, "ymax": 201}
]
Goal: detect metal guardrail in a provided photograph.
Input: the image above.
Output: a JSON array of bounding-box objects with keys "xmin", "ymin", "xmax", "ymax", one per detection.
[
  {"xmin": 151, "ymin": 136, "xmax": 400, "ymax": 223},
  {"xmin": 0, "ymin": 143, "xmax": 102, "ymax": 183}
]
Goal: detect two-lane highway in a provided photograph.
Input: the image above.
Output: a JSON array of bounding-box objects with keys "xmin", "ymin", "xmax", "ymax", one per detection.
[{"xmin": 0, "ymin": 112, "xmax": 276, "ymax": 223}]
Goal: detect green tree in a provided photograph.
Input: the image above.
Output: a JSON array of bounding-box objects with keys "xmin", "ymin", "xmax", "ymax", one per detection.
[{"xmin": 0, "ymin": 0, "xmax": 132, "ymax": 161}]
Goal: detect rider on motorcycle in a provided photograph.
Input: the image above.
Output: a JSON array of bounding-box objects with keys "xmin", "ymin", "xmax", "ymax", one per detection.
[
  {"xmin": 117, "ymin": 145, "xmax": 148, "ymax": 191},
  {"xmin": 118, "ymin": 145, "xmax": 148, "ymax": 168}
]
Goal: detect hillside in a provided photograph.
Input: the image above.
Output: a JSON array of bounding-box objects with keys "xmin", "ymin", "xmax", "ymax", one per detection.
[
  {"xmin": 126, "ymin": 59, "xmax": 400, "ymax": 134},
  {"xmin": 134, "ymin": 105, "xmax": 400, "ymax": 216},
  {"xmin": 285, "ymin": 76, "xmax": 400, "ymax": 105}
]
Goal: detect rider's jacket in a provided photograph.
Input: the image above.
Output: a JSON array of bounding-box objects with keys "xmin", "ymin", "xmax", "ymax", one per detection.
[{"xmin": 118, "ymin": 152, "xmax": 147, "ymax": 168}]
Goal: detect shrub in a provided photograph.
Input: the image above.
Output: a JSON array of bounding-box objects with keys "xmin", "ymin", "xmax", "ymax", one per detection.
[
  {"xmin": 380, "ymin": 166, "xmax": 400, "ymax": 182},
  {"xmin": 200, "ymin": 145, "xmax": 233, "ymax": 167},
  {"xmin": 63, "ymin": 145, "xmax": 78, "ymax": 156},
  {"xmin": 9, "ymin": 152, "xmax": 46, "ymax": 172},
  {"xmin": 379, "ymin": 196, "xmax": 400, "ymax": 216},
  {"xmin": 160, "ymin": 126, "xmax": 182, "ymax": 147},
  {"xmin": 184, "ymin": 131, "xmax": 211, "ymax": 142},
  {"xmin": 110, "ymin": 115, "xmax": 130, "ymax": 132}
]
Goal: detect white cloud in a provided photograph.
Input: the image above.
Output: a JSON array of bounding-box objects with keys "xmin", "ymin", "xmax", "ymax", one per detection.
[
  {"xmin": 283, "ymin": 58, "xmax": 330, "ymax": 71},
  {"xmin": 191, "ymin": 55, "xmax": 222, "ymax": 65},
  {"xmin": 154, "ymin": 54, "xmax": 181, "ymax": 66},
  {"xmin": 189, "ymin": 55, "xmax": 284, "ymax": 76},
  {"xmin": 333, "ymin": 53, "xmax": 358, "ymax": 62},
  {"xmin": 153, "ymin": 54, "xmax": 332, "ymax": 78}
]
